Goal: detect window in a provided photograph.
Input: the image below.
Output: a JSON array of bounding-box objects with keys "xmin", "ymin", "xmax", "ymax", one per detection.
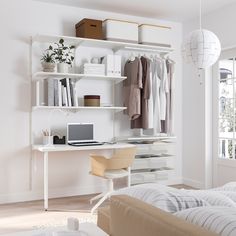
[{"xmin": 218, "ymin": 58, "xmax": 236, "ymax": 159}]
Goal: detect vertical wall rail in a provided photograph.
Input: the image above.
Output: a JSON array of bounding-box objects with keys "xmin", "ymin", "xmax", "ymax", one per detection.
[
  {"xmin": 44, "ymin": 151, "xmax": 49, "ymax": 210},
  {"xmin": 29, "ymin": 37, "xmax": 33, "ymax": 191}
]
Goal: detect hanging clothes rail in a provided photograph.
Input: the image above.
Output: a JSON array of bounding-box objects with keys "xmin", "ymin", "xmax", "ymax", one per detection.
[
  {"xmin": 114, "ymin": 46, "xmax": 173, "ymax": 54},
  {"xmin": 123, "ymin": 55, "xmax": 175, "ymax": 136}
]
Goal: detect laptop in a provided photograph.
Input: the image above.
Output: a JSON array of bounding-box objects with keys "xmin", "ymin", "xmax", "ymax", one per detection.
[{"xmin": 67, "ymin": 123, "xmax": 104, "ymax": 146}]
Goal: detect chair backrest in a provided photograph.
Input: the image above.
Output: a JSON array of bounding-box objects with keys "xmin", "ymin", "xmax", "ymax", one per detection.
[
  {"xmin": 107, "ymin": 147, "xmax": 136, "ymax": 170},
  {"xmin": 90, "ymin": 147, "xmax": 136, "ymax": 177}
]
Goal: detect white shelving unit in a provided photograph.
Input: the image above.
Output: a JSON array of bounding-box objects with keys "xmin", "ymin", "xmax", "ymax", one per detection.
[
  {"xmin": 117, "ymin": 136, "xmax": 176, "ymax": 185},
  {"xmin": 32, "ymin": 74, "xmax": 127, "ymax": 109},
  {"xmin": 31, "ymin": 35, "xmax": 130, "ymax": 110}
]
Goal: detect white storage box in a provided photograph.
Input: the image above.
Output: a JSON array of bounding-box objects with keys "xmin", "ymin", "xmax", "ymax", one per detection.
[
  {"xmin": 82, "ymin": 63, "xmax": 105, "ymax": 75},
  {"xmin": 155, "ymin": 171, "xmax": 169, "ymax": 180},
  {"xmin": 103, "ymin": 19, "xmax": 138, "ymax": 43},
  {"xmin": 139, "ymin": 24, "xmax": 172, "ymax": 47},
  {"xmin": 151, "ymin": 143, "xmax": 176, "ymax": 155},
  {"xmin": 132, "ymin": 158, "xmax": 167, "ymax": 170}
]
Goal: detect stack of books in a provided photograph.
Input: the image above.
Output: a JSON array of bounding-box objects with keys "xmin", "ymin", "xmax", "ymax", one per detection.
[
  {"xmin": 83, "ymin": 63, "xmax": 105, "ymax": 75},
  {"xmin": 47, "ymin": 78, "xmax": 78, "ymax": 107}
]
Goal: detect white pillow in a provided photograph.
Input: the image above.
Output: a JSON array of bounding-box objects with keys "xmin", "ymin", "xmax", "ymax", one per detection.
[
  {"xmin": 113, "ymin": 184, "xmax": 208, "ymax": 213},
  {"xmin": 174, "ymin": 206, "xmax": 236, "ymax": 236},
  {"xmin": 211, "ymin": 182, "xmax": 236, "ymax": 192},
  {"xmin": 216, "ymin": 191, "xmax": 236, "ymax": 204},
  {"xmin": 186, "ymin": 190, "xmax": 236, "ymax": 207}
]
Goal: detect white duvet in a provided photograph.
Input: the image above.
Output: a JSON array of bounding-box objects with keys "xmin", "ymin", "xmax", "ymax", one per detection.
[
  {"xmin": 113, "ymin": 182, "xmax": 236, "ymax": 236},
  {"xmin": 175, "ymin": 207, "xmax": 236, "ymax": 236},
  {"xmin": 113, "ymin": 183, "xmax": 208, "ymax": 213}
]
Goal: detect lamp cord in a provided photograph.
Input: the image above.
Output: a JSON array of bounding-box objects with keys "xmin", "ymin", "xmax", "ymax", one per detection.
[{"xmin": 199, "ymin": 0, "xmax": 202, "ymax": 30}]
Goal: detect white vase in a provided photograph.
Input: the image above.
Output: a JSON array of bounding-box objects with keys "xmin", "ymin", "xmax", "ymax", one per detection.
[{"xmin": 57, "ymin": 63, "xmax": 69, "ymax": 73}]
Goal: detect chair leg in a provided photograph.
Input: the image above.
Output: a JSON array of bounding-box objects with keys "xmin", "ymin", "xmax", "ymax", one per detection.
[
  {"xmin": 108, "ymin": 178, "xmax": 114, "ymax": 191},
  {"xmin": 91, "ymin": 191, "xmax": 112, "ymax": 215},
  {"xmin": 90, "ymin": 192, "xmax": 106, "ymax": 204},
  {"xmin": 91, "ymin": 179, "xmax": 114, "ymax": 214},
  {"xmin": 127, "ymin": 167, "xmax": 131, "ymax": 187}
]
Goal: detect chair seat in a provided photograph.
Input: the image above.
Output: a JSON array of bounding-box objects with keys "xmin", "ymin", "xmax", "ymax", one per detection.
[{"xmin": 104, "ymin": 169, "xmax": 129, "ymax": 179}]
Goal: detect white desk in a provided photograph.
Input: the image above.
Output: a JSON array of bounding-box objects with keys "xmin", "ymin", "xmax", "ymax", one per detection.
[{"xmin": 33, "ymin": 143, "xmax": 135, "ymax": 210}]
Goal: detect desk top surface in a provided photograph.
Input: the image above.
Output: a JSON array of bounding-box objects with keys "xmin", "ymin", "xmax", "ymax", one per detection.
[{"xmin": 32, "ymin": 143, "xmax": 135, "ymax": 152}]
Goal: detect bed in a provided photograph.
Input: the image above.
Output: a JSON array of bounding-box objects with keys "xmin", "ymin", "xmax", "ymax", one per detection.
[{"xmin": 97, "ymin": 183, "xmax": 236, "ymax": 236}]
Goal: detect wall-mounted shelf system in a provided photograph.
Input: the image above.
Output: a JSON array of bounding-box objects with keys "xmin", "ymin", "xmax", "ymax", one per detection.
[
  {"xmin": 32, "ymin": 105, "xmax": 126, "ymax": 112},
  {"xmin": 31, "ymin": 34, "xmax": 174, "ymax": 147},
  {"xmin": 33, "ymin": 72, "xmax": 127, "ymax": 84},
  {"xmin": 31, "ymin": 33, "xmax": 174, "ymax": 113},
  {"xmin": 32, "ymin": 34, "xmax": 174, "ymax": 54}
]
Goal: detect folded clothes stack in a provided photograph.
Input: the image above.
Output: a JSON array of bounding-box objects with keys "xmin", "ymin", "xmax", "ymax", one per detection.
[{"xmin": 83, "ymin": 63, "xmax": 105, "ymax": 75}]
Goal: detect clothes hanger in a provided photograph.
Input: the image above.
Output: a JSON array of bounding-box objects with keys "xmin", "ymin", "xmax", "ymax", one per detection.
[
  {"xmin": 166, "ymin": 55, "xmax": 175, "ymax": 64},
  {"xmin": 129, "ymin": 52, "xmax": 136, "ymax": 61},
  {"xmin": 154, "ymin": 54, "xmax": 161, "ymax": 60},
  {"xmin": 159, "ymin": 53, "xmax": 166, "ymax": 59}
]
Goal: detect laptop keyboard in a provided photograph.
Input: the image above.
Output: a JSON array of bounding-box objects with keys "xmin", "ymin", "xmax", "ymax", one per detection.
[
  {"xmin": 75, "ymin": 141, "xmax": 99, "ymax": 144},
  {"xmin": 68, "ymin": 141, "xmax": 104, "ymax": 146}
]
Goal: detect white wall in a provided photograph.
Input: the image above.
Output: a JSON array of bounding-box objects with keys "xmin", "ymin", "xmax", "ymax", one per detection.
[
  {"xmin": 182, "ymin": 2, "xmax": 236, "ymax": 188},
  {"xmin": 0, "ymin": 0, "xmax": 183, "ymax": 203}
]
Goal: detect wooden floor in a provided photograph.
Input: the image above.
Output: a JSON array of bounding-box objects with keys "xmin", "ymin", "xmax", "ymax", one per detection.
[
  {"xmin": 0, "ymin": 194, "xmax": 100, "ymax": 235},
  {"xmin": 0, "ymin": 185, "xmax": 192, "ymax": 235}
]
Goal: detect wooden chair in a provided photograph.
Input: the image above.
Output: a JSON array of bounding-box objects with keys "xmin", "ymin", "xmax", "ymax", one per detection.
[{"xmin": 89, "ymin": 147, "xmax": 136, "ymax": 214}]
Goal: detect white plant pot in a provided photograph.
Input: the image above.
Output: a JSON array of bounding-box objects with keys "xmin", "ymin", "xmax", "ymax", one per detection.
[
  {"xmin": 43, "ymin": 136, "xmax": 53, "ymax": 146},
  {"xmin": 41, "ymin": 62, "xmax": 56, "ymax": 72},
  {"xmin": 57, "ymin": 63, "xmax": 69, "ymax": 73}
]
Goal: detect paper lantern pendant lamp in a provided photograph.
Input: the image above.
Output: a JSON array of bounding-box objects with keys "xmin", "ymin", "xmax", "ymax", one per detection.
[
  {"xmin": 182, "ymin": 0, "xmax": 221, "ymax": 69},
  {"xmin": 182, "ymin": 29, "xmax": 221, "ymax": 69}
]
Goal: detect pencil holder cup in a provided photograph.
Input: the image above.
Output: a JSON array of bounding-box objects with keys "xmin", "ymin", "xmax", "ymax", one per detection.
[{"xmin": 43, "ymin": 136, "xmax": 53, "ymax": 145}]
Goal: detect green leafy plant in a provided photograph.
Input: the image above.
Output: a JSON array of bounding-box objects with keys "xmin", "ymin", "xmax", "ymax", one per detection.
[
  {"xmin": 53, "ymin": 39, "xmax": 75, "ymax": 66},
  {"xmin": 41, "ymin": 45, "xmax": 55, "ymax": 63}
]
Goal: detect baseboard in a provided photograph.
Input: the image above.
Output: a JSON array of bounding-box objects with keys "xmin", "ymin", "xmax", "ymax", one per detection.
[
  {"xmin": 183, "ymin": 178, "xmax": 204, "ymax": 189},
  {"xmin": 0, "ymin": 178, "xmax": 185, "ymax": 204},
  {"xmin": 166, "ymin": 177, "xmax": 183, "ymax": 185},
  {"xmin": 0, "ymin": 185, "xmax": 107, "ymax": 204}
]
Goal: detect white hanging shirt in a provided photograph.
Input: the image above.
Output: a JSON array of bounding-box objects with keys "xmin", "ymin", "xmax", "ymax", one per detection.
[
  {"xmin": 152, "ymin": 59, "xmax": 162, "ymax": 134},
  {"xmin": 160, "ymin": 59, "xmax": 169, "ymax": 120},
  {"xmin": 147, "ymin": 61, "xmax": 154, "ymax": 129}
]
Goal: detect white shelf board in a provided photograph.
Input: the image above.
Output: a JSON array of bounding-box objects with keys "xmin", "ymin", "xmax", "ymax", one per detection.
[
  {"xmin": 32, "ymin": 106, "xmax": 126, "ymax": 112},
  {"xmin": 32, "ymin": 34, "xmax": 82, "ymax": 46},
  {"xmin": 32, "ymin": 34, "xmax": 174, "ymax": 54},
  {"xmin": 131, "ymin": 167, "xmax": 174, "ymax": 174},
  {"xmin": 116, "ymin": 136, "xmax": 176, "ymax": 141},
  {"xmin": 32, "ymin": 72, "xmax": 127, "ymax": 83}
]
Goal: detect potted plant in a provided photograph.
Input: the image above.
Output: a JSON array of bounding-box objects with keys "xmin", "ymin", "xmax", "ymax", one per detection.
[
  {"xmin": 53, "ymin": 39, "xmax": 75, "ymax": 73},
  {"xmin": 41, "ymin": 45, "xmax": 56, "ymax": 72}
]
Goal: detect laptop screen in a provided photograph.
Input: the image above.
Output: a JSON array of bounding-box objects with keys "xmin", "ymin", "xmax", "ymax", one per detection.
[{"xmin": 67, "ymin": 123, "xmax": 94, "ymax": 142}]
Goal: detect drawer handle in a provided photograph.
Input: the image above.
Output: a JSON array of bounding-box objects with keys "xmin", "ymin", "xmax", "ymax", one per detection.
[{"xmin": 90, "ymin": 24, "xmax": 97, "ymax": 27}]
